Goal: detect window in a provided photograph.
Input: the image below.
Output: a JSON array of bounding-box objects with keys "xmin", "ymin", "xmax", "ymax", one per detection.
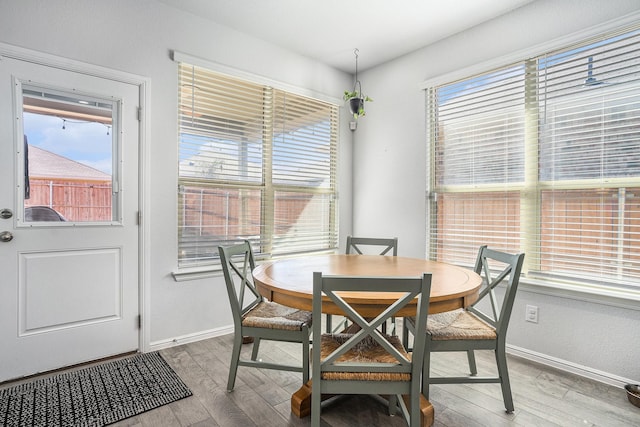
[
  {"xmin": 21, "ymin": 85, "xmax": 118, "ymax": 224},
  {"xmin": 427, "ymin": 26, "xmax": 640, "ymax": 292},
  {"xmin": 177, "ymin": 62, "xmax": 339, "ymax": 267}
]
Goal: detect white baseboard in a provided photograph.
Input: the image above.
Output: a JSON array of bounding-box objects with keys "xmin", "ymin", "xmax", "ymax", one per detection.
[
  {"xmin": 507, "ymin": 344, "xmax": 634, "ymax": 389},
  {"xmin": 149, "ymin": 325, "xmax": 233, "ymax": 352}
]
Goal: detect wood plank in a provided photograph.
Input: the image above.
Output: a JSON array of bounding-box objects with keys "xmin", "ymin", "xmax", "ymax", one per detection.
[{"xmin": 5, "ymin": 334, "xmax": 640, "ymax": 426}]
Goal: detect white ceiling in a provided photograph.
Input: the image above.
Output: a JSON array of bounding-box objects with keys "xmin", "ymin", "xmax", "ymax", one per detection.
[{"xmin": 158, "ymin": 0, "xmax": 535, "ymax": 73}]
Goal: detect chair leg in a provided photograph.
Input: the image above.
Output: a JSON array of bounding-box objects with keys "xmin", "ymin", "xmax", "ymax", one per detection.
[
  {"xmin": 227, "ymin": 333, "xmax": 243, "ymax": 391},
  {"xmin": 251, "ymin": 337, "xmax": 261, "ymax": 360},
  {"xmin": 379, "ymin": 317, "xmax": 397, "ymax": 335},
  {"xmin": 410, "ymin": 391, "xmax": 420, "ymax": 427},
  {"xmin": 330, "ymin": 316, "xmax": 350, "ymax": 333},
  {"xmin": 302, "ymin": 329, "xmax": 310, "ymax": 384},
  {"xmin": 388, "ymin": 394, "xmax": 397, "ymax": 416},
  {"xmin": 325, "ymin": 314, "xmax": 332, "ymax": 333},
  {"xmin": 311, "ymin": 377, "xmax": 321, "ymax": 427},
  {"xmin": 495, "ymin": 349, "xmax": 514, "ymax": 413},
  {"xmin": 422, "ymin": 345, "xmax": 431, "ymax": 398},
  {"xmin": 466, "ymin": 349, "xmax": 478, "ymax": 375},
  {"xmin": 402, "ymin": 319, "xmax": 410, "ymax": 349}
]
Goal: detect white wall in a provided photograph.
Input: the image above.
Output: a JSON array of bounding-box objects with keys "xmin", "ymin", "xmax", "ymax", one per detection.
[
  {"xmin": 356, "ymin": 0, "xmax": 640, "ymax": 385},
  {"xmin": 2, "ymin": 0, "xmax": 639, "ymax": 387},
  {"xmin": 0, "ymin": 0, "xmax": 354, "ymax": 346}
]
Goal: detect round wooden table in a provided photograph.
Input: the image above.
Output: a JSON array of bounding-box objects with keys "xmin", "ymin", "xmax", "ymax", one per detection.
[
  {"xmin": 253, "ymin": 254, "xmax": 482, "ymax": 423},
  {"xmin": 253, "ymin": 254, "xmax": 482, "ymax": 316}
]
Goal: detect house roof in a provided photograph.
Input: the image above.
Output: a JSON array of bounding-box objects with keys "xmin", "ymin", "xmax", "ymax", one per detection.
[{"xmin": 27, "ymin": 145, "xmax": 110, "ymax": 181}]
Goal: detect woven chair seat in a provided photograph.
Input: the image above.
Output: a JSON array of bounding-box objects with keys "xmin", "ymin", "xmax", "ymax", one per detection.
[
  {"xmin": 426, "ymin": 309, "xmax": 496, "ymax": 340},
  {"xmin": 242, "ymin": 301, "xmax": 312, "ymax": 331},
  {"xmin": 318, "ymin": 333, "xmax": 411, "ymax": 381}
]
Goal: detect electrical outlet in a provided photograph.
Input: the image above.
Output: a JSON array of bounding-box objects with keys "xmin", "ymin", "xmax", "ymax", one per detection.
[{"xmin": 525, "ymin": 305, "xmax": 539, "ymax": 323}]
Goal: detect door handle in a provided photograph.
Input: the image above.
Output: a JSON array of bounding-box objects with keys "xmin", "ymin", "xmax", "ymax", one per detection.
[
  {"xmin": 0, "ymin": 231, "xmax": 13, "ymax": 242},
  {"xmin": 0, "ymin": 209, "xmax": 12, "ymax": 219}
]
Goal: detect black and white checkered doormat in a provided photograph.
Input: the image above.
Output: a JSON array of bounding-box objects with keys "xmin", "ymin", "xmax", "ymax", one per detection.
[{"xmin": 0, "ymin": 352, "xmax": 192, "ymax": 426}]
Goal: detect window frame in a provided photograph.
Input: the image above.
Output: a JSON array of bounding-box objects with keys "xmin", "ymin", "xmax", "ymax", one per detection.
[
  {"xmin": 173, "ymin": 52, "xmax": 340, "ymax": 276},
  {"xmin": 423, "ymin": 18, "xmax": 640, "ymax": 303},
  {"xmin": 18, "ymin": 83, "xmax": 121, "ymax": 226}
]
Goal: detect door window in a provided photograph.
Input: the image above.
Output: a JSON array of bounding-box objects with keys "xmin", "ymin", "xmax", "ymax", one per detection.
[{"xmin": 20, "ymin": 85, "xmax": 120, "ymax": 224}]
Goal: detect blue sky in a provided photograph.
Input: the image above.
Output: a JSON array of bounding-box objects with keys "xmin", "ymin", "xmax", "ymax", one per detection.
[{"xmin": 23, "ymin": 112, "xmax": 113, "ymax": 175}]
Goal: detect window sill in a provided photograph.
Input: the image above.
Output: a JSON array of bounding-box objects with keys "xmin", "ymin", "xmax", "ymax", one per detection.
[
  {"xmin": 172, "ymin": 265, "xmax": 223, "ymax": 282},
  {"xmin": 519, "ymin": 276, "xmax": 640, "ymax": 311}
]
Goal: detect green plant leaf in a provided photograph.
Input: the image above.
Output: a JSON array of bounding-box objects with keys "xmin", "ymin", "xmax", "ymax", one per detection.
[{"xmin": 343, "ymin": 90, "xmax": 359, "ymax": 100}]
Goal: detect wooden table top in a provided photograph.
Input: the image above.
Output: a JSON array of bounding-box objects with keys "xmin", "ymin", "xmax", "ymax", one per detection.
[{"xmin": 253, "ymin": 254, "xmax": 481, "ymax": 317}]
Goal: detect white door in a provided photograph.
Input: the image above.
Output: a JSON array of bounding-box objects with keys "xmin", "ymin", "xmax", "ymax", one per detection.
[{"xmin": 0, "ymin": 56, "xmax": 140, "ymax": 382}]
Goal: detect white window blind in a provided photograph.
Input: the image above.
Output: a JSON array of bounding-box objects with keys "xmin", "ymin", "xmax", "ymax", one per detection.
[
  {"xmin": 428, "ymin": 25, "xmax": 640, "ymax": 292},
  {"xmin": 536, "ymin": 28, "xmax": 640, "ymax": 286},
  {"xmin": 177, "ymin": 62, "xmax": 339, "ymax": 267},
  {"xmin": 428, "ymin": 63, "xmax": 527, "ymax": 264}
]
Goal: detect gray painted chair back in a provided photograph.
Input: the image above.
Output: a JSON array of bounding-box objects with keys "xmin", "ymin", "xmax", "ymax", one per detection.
[
  {"xmin": 311, "ymin": 272, "xmax": 431, "ymax": 427},
  {"xmin": 346, "ymin": 235, "xmax": 398, "ymax": 256},
  {"xmin": 219, "ymin": 240, "xmax": 261, "ymax": 324},
  {"xmin": 469, "ymin": 246, "xmax": 525, "ymax": 339}
]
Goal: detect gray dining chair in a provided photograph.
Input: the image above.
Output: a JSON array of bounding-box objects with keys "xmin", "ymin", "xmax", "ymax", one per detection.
[
  {"xmin": 326, "ymin": 235, "xmax": 399, "ymax": 334},
  {"xmin": 346, "ymin": 235, "xmax": 398, "ymax": 256},
  {"xmin": 311, "ymin": 271, "xmax": 433, "ymax": 427},
  {"xmin": 403, "ymin": 246, "xmax": 525, "ymax": 413},
  {"xmin": 218, "ymin": 240, "xmax": 312, "ymax": 392}
]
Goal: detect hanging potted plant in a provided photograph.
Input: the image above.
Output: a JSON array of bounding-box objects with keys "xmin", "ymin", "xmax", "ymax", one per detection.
[
  {"xmin": 344, "ymin": 49, "xmax": 372, "ymax": 120},
  {"xmin": 343, "ymin": 89, "xmax": 372, "ymax": 119}
]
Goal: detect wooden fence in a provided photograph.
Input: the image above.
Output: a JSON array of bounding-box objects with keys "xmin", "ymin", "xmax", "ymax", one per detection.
[{"xmin": 25, "ymin": 179, "xmax": 112, "ymax": 221}]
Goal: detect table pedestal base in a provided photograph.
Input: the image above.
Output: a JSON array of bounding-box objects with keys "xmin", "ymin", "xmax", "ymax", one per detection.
[{"xmin": 291, "ymin": 380, "xmax": 435, "ymax": 426}]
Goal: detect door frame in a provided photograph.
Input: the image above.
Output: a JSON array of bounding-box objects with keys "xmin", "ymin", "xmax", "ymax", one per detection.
[{"xmin": 0, "ymin": 42, "xmax": 151, "ymax": 354}]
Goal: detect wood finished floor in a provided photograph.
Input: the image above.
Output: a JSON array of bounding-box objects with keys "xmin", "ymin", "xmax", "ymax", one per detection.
[
  {"xmin": 3, "ymin": 330, "xmax": 638, "ymax": 426},
  {"xmin": 111, "ymin": 332, "xmax": 639, "ymax": 427}
]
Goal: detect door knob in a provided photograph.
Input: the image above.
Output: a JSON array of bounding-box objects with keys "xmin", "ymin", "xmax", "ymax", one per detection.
[
  {"xmin": 0, "ymin": 231, "xmax": 13, "ymax": 242},
  {"xmin": 0, "ymin": 209, "xmax": 12, "ymax": 219}
]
